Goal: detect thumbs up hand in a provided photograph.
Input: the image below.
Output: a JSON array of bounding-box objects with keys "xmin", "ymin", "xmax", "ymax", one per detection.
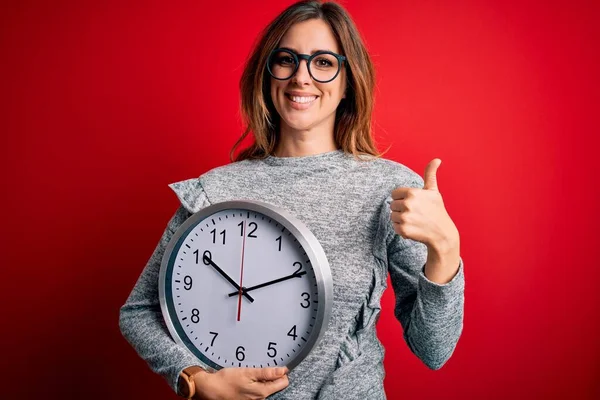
[{"xmin": 390, "ymin": 158, "xmax": 461, "ymax": 284}]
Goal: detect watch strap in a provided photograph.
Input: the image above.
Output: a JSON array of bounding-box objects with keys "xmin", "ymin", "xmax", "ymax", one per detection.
[{"xmin": 178, "ymin": 366, "xmax": 205, "ymax": 399}]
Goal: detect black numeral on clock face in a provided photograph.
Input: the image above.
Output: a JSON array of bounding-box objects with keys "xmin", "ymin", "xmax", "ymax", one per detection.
[
  {"xmin": 191, "ymin": 308, "xmax": 200, "ymax": 323},
  {"xmin": 209, "ymin": 331, "xmax": 218, "ymax": 346},
  {"xmin": 293, "ymin": 261, "xmax": 302, "ymax": 274},
  {"xmin": 184, "ymin": 275, "xmax": 192, "ymax": 290},
  {"xmin": 236, "ymin": 346, "xmax": 246, "ymax": 361},
  {"xmin": 239, "ymin": 221, "xmax": 258, "ymax": 238},
  {"xmin": 300, "ymin": 292, "xmax": 311, "ymax": 308},
  {"xmin": 276, "ymin": 235, "xmax": 282, "ymax": 251},
  {"xmin": 200, "ymin": 250, "xmax": 212, "ymax": 265},
  {"xmin": 267, "ymin": 342, "xmax": 277, "ymax": 358},
  {"xmin": 247, "ymin": 222, "xmax": 257, "ymax": 238},
  {"xmin": 210, "ymin": 228, "xmax": 226, "ymax": 245},
  {"xmin": 287, "ymin": 325, "xmax": 298, "ymax": 340}
]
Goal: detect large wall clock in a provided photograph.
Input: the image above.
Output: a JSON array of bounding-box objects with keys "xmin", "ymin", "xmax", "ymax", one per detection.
[{"xmin": 159, "ymin": 200, "xmax": 333, "ymax": 371}]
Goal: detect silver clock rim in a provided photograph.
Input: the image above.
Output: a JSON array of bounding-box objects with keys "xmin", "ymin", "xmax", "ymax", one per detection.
[{"xmin": 158, "ymin": 199, "xmax": 333, "ymax": 371}]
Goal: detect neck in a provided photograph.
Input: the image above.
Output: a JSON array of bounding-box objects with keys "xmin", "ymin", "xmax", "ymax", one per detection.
[{"xmin": 274, "ymin": 123, "xmax": 337, "ymax": 158}]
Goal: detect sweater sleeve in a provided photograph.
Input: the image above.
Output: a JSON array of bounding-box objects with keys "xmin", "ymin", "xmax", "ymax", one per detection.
[
  {"xmin": 379, "ymin": 176, "xmax": 465, "ymax": 370},
  {"xmin": 119, "ymin": 179, "xmax": 212, "ymax": 393}
]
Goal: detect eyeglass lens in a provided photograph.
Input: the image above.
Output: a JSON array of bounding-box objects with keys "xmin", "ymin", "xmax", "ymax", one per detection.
[{"xmin": 269, "ymin": 50, "xmax": 340, "ymax": 82}]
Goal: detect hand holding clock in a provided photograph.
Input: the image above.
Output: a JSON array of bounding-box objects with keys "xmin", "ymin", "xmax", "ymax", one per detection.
[{"xmin": 194, "ymin": 366, "xmax": 289, "ymax": 400}]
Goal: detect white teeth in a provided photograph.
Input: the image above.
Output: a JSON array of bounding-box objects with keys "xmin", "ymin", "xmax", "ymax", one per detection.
[{"xmin": 289, "ymin": 95, "xmax": 317, "ymax": 104}]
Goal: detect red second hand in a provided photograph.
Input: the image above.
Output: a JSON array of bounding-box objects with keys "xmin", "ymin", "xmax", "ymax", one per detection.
[{"xmin": 237, "ymin": 220, "xmax": 247, "ymax": 322}]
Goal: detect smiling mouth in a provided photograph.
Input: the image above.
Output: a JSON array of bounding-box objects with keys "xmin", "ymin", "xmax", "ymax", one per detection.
[{"xmin": 285, "ymin": 94, "xmax": 318, "ymax": 104}]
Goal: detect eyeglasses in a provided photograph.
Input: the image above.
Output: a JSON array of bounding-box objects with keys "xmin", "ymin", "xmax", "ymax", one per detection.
[{"xmin": 267, "ymin": 48, "xmax": 347, "ymax": 83}]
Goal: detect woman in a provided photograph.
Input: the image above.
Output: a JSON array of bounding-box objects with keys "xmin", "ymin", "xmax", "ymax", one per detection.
[{"xmin": 119, "ymin": 1, "xmax": 465, "ymax": 399}]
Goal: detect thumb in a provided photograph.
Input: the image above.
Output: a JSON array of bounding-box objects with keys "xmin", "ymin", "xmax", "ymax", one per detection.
[
  {"xmin": 253, "ymin": 367, "xmax": 288, "ymax": 381},
  {"xmin": 423, "ymin": 158, "xmax": 442, "ymax": 191}
]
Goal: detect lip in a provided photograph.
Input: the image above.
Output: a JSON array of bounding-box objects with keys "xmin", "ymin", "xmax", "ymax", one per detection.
[
  {"xmin": 285, "ymin": 91, "xmax": 319, "ymax": 97},
  {"xmin": 285, "ymin": 92, "xmax": 318, "ymax": 110}
]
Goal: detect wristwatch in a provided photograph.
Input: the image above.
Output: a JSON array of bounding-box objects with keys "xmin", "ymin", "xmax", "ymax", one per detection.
[{"xmin": 177, "ymin": 366, "xmax": 207, "ymax": 399}]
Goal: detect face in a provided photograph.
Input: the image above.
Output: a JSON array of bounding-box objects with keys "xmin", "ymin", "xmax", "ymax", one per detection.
[{"xmin": 269, "ymin": 18, "xmax": 347, "ymax": 135}]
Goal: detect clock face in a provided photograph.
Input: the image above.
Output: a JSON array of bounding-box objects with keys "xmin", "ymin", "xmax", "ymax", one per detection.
[{"xmin": 159, "ymin": 201, "xmax": 332, "ymax": 371}]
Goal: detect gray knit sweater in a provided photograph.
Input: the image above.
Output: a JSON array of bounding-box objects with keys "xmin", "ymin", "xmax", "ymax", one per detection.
[{"xmin": 119, "ymin": 149, "xmax": 465, "ymax": 399}]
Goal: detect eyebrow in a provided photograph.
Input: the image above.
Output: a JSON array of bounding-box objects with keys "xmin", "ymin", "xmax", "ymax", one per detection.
[{"xmin": 279, "ymin": 46, "xmax": 336, "ymax": 54}]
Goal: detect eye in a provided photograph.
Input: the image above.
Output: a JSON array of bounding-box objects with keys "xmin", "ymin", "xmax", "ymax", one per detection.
[
  {"xmin": 315, "ymin": 58, "xmax": 333, "ymax": 67},
  {"xmin": 277, "ymin": 56, "xmax": 295, "ymax": 66}
]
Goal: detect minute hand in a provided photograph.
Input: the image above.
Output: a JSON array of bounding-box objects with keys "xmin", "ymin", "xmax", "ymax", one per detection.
[{"xmin": 227, "ymin": 271, "xmax": 307, "ymax": 297}]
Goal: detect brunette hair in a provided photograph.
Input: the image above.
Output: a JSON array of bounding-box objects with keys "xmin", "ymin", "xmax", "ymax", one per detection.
[{"xmin": 230, "ymin": 0, "xmax": 386, "ymax": 162}]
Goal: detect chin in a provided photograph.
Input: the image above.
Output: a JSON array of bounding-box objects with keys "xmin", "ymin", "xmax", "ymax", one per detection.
[{"xmin": 280, "ymin": 115, "xmax": 317, "ymax": 131}]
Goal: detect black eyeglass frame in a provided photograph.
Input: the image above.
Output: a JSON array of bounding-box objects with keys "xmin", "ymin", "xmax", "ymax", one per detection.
[{"xmin": 267, "ymin": 48, "xmax": 347, "ymax": 83}]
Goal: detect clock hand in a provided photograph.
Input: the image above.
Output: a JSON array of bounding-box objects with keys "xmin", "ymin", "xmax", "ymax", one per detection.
[
  {"xmin": 237, "ymin": 220, "xmax": 248, "ymax": 322},
  {"xmin": 227, "ymin": 271, "xmax": 307, "ymax": 297},
  {"xmin": 203, "ymin": 254, "xmax": 254, "ymax": 302}
]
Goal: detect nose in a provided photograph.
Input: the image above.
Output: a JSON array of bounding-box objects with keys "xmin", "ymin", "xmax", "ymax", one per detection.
[{"xmin": 292, "ymin": 59, "xmax": 311, "ymax": 85}]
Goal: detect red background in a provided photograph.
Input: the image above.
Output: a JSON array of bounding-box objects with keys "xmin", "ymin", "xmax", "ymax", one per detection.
[{"xmin": 2, "ymin": 0, "xmax": 599, "ymax": 398}]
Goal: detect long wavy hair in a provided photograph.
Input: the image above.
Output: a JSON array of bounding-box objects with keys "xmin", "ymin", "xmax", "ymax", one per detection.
[{"xmin": 230, "ymin": 0, "xmax": 386, "ymax": 162}]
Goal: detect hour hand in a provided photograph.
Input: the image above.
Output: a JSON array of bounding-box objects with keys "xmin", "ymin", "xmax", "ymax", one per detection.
[
  {"xmin": 227, "ymin": 270, "xmax": 307, "ymax": 297},
  {"xmin": 203, "ymin": 254, "xmax": 254, "ymax": 302}
]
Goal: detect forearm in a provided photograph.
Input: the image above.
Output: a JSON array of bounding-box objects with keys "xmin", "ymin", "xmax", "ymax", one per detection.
[
  {"xmin": 402, "ymin": 258, "xmax": 465, "ymax": 369},
  {"xmin": 119, "ymin": 205, "xmax": 200, "ymax": 392},
  {"xmin": 119, "ymin": 294, "xmax": 200, "ymax": 392},
  {"xmin": 424, "ymin": 227, "xmax": 461, "ymax": 284}
]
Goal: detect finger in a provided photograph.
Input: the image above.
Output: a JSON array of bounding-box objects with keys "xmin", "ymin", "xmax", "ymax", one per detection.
[
  {"xmin": 256, "ymin": 375, "xmax": 289, "ymax": 396},
  {"xmin": 390, "ymin": 199, "xmax": 408, "ymax": 212},
  {"xmin": 423, "ymin": 158, "xmax": 441, "ymax": 191},
  {"xmin": 252, "ymin": 367, "xmax": 288, "ymax": 382},
  {"xmin": 390, "ymin": 210, "xmax": 407, "ymax": 224},
  {"xmin": 392, "ymin": 221, "xmax": 411, "ymax": 239},
  {"xmin": 391, "ymin": 187, "xmax": 416, "ymax": 200}
]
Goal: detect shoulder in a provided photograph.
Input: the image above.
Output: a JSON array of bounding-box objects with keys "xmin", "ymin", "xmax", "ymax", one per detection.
[
  {"xmin": 355, "ymin": 155, "xmax": 425, "ymax": 190},
  {"xmin": 167, "ymin": 160, "xmax": 257, "ymax": 213}
]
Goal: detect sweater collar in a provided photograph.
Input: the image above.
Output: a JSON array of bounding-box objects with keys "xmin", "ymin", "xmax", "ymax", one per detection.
[{"xmin": 262, "ymin": 149, "xmax": 350, "ymax": 167}]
